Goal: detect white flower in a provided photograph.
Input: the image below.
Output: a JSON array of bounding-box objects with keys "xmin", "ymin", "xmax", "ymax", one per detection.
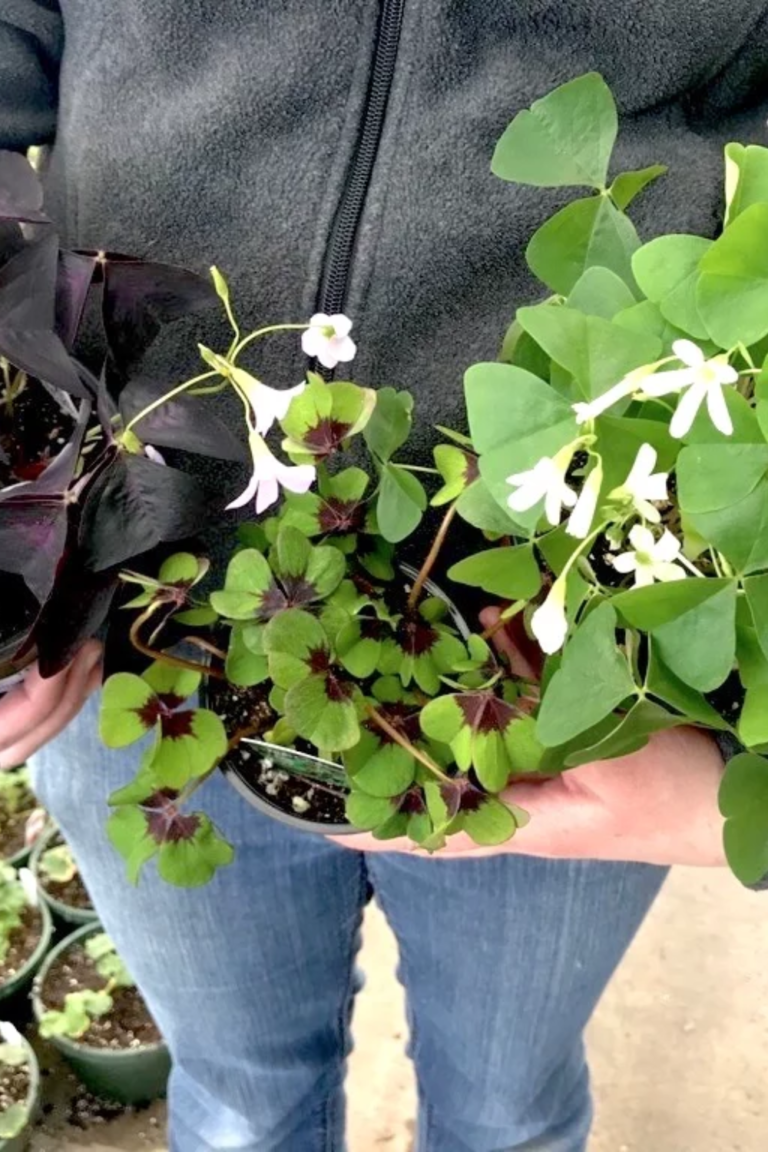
[
  {"xmin": 609, "ymin": 443, "xmax": 668, "ymax": 524},
  {"xmin": 230, "ymin": 368, "xmax": 306, "ymax": 436},
  {"xmin": 566, "ymin": 459, "xmax": 603, "ymax": 539},
  {"xmin": 227, "ymin": 430, "xmax": 316, "ymax": 515},
  {"xmin": 531, "ymin": 580, "xmax": 568, "ymax": 654},
  {"xmin": 301, "ymin": 313, "xmax": 356, "ymax": 370},
  {"xmin": 639, "ymin": 339, "xmax": 738, "ymax": 439},
  {"xmin": 613, "ymin": 525, "xmax": 686, "ymax": 587},
  {"xmin": 507, "ymin": 445, "xmax": 577, "ymax": 527},
  {"xmin": 0, "ymin": 1022, "xmax": 23, "ymax": 1045},
  {"xmin": 18, "ymin": 868, "xmax": 38, "ymax": 908},
  {"xmin": 573, "ymin": 365, "xmax": 653, "ymax": 425}
]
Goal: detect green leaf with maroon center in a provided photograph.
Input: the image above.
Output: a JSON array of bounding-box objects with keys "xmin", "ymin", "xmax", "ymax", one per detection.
[
  {"xmin": 280, "ymin": 467, "xmax": 370, "ymax": 537},
  {"xmin": 209, "ymin": 525, "xmax": 345, "ymax": 622},
  {"xmin": 263, "ymin": 608, "xmax": 360, "ymax": 752},
  {"xmin": 420, "ymin": 691, "xmax": 544, "ymax": 792},
  {"xmin": 431, "ymin": 445, "xmax": 479, "ymax": 507},
  {"xmin": 98, "ymin": 663, "xmax": 227, "ymax": 789},
  {"xmin": 378, "ymin": 598, "xmax": 467, "ymax": 695},
  {"xmin": 344, "ymin": 704, "xmax": 420, "ymax": 798},
  {"xmin": 280, "ymin": 375, "xmax": 377, "ymax": 462},
  {"xmin": 107, "ymin": 801, "xmax": 234, "ymax": 887}
]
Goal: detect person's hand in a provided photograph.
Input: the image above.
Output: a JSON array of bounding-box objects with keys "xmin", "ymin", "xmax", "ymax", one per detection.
[
  {"xmin": 0, "ymin": 642, "xmax": 103, "ymax": 770},
  {"xmin": 330, "ymin": 610, "xmax": 727, "ymax": 867}
]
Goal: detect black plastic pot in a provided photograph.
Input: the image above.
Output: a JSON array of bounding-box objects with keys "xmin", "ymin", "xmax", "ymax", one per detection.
[
  {"xmin": 0, "ymin": 1032, "xmax": 41, "ymax": 1152},
  {"xmin": 32, "ymin": 924, "xmax": 171, "ymax": 1105},
  {"xmin": 29, "ymin": 827, "xmax": 97, "ymax": 929},
  {"xmin": 218, "ymin": 565, "xmax": 471, "ymax": 835}
]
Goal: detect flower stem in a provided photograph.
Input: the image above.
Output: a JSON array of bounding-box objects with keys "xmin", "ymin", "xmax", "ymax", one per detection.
[
  {"xmin": 407, "ymin": 501, "xmax": 458, "ymax": 611},
  {"xmin": 230, "ymin": 323, "xmax": 308, "ymax": 362},
  {"xmin": 365, "ymin": 705, "xmax": 453, "ymax": 785},
  {"xmin": 396, "ymin": 464, "xmax": 440, "ymax": 475},
  {"xmin": 122, "ymin": 370, "xmax": 218, "ymax": 438}
]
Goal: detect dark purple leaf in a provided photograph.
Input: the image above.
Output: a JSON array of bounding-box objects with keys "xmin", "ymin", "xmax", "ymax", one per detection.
[
  {"xmin": 27, "ymin": 549, "xmax": 118, "ymax": 676},
  {"xmin": 79, "ymin": 449, "xmax": 210, "ymax": 571},
  {"xmin": 0, "ymin": 152, "xmax": 49, "ymax": 224},
  {"xmin": 0, "ymin": 235, "xmax": 87, "ymax": 397},
  {"xmin": 0, "ymin": 400, "xmax": 91, "ymax": 600},
  {"xmin": 119, "ymin": 377, "xmax": 247, "ymax": 462},
  {"xmin": 92, "ymin": 252, "xmax": 216, "ymax": 372},
  {"xmin": 0, "ymin": 502, "xmax": 68, "ymax": 602},
  {"xmin": 55, "ymin": 250, "xmax": 96, "ymax": 350}
]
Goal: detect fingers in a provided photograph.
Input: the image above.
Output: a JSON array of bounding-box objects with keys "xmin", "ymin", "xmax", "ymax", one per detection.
[
  {"xmin": 478, "ymin": 607, "xmax": 540, "ymax": 680},
  {"xmin": 0, "ymin": 642, "xmax": 103, "ymax": 769}
]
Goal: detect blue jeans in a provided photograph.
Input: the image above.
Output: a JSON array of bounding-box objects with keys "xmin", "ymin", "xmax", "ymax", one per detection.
[{"xmin": 30, "ymin": 697, "xmax": 667, "ymax": 1152}]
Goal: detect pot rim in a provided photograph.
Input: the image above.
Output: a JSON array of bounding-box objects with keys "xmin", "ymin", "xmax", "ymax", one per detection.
[
  {"xmin": 220, "ymin": 753, "xmax": 356, "ymax": 835},
  {"xmin": 31, "ymin": 923, "xmax": 168, "ymax": 1060},
  {"xmin": 29, "ymin": 825, "xmax": 97, "ymax": 923}
]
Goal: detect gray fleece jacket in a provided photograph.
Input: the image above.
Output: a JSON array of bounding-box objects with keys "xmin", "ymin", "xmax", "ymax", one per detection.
[{"xmin": 3, "ymin": 1, "xmax": 768, "ymax": 528}]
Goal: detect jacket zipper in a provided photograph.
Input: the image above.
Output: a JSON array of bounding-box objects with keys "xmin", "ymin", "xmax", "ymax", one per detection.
[{"xmin": 315, "ymin": 0, "xmax": 405, "ymax": 341}]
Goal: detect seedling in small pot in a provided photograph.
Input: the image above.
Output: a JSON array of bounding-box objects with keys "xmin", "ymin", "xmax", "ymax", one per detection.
[
  {"xmin": 0, "ymin": 1022, "xmax": 37, "ymax": 1142},
  {"xmin": 39, "ymin": 934, "xmax": 133, "ymax": 1040}
]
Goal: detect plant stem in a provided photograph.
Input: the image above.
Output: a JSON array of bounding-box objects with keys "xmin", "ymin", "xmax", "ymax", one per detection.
[
  {"xmin": 396, "ymin": 464, "xmax": 440, "ymax": 475},
  {"xmin": 407, "ymin": 501, "xmax": 458, "ymax": 611},
  {"xmin": 122, "ymin": 370, "xmax": 218, "ymax": 437},
  {"xmin": 129, "ymin": 618, "xmax": 225, "ymax": 678},
  {"xmin": 231, "ymin": 323, "xmax": 308, "ymax": 362},
  {"xmin": 365, "ymin": 705, "xmax": 453, "ymax": 785},
  {"xmin": 182, "ymin": 636, "xmax": 228, "ymax": 662}
]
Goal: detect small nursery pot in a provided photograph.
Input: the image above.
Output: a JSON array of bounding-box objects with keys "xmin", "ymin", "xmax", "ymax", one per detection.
[
  {"xmin": 32, "ymin": 924, "xmax": 171, "ymax": 1105},
  {"xmin": 0, "ymin": 1035, "xmax": 41, "ymax": 1152},
  {"xmin": 217, "ymin": 566, "xmax": 472, "ymax": 836},
  {"xmin": 0, "ymin": 902, "xmax": 53, "ymax": 1011},
  {"xmin": 29, "ymin": 828, "xmax": 97, "ymax": 928}
]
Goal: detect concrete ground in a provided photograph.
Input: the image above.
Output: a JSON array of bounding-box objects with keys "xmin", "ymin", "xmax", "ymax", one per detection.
[{"xmin": 31, "ymin": 866, "xmax": 768, "ymax": 1151}]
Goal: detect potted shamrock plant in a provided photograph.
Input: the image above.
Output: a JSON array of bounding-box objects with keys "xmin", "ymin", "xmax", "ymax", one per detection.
[
  {"xmin": 92, "ymin": 73, "xmax": 768, "ymax": 890},
  {"xmin": 0, "ymin": 1023, "xmax": 40, "ymax": 1152},
  {"xmin": 30, "ymin": 831, "xmax": 96, "ymax": 927},
  {"xmin": 34, "ymin": 927, "xmax": 170, "ymax": 1104}
]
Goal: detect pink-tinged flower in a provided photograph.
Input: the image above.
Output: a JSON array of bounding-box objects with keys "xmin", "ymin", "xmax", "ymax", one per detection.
[
  {"xmin": 301, "ymin": 313, "xmax": 356, "ymax": 369},
  {"xmin": 227, "ymin": 430, "xmax": 315, "ymax": 515},
  {"xmin": 230, "ymin": 368, "xmax": 306, "ymax": 436}
]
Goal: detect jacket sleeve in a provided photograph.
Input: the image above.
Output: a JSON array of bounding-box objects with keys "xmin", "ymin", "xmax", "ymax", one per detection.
[{"xmin": 0, "ymin": 1, "xmax": 63, "ymax": 151}]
